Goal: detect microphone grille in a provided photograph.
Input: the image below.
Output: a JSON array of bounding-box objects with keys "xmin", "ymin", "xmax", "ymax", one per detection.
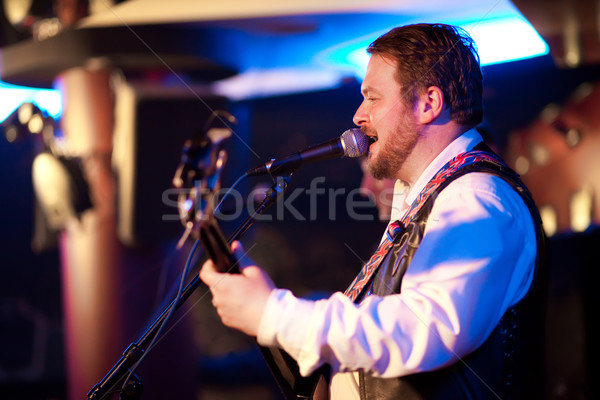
[{"xmin": 341, "ymin": 129, "xmax": 370, "ymax": 158}]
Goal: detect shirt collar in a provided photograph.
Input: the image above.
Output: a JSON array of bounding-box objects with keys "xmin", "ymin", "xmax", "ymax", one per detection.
[{"xmin": 390, "ymin": 128, "xmax": 483, "ymax": 221}]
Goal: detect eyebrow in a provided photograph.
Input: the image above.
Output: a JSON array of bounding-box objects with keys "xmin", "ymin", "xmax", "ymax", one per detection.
[{"xmin": 361, "ymin": 85, "xmax": 381, "ymax": 97}]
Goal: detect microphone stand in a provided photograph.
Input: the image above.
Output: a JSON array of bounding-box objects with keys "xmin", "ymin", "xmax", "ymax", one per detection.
[{"xmin": 87, "ymin": 174, "xmax": 292, "ymax": 400}]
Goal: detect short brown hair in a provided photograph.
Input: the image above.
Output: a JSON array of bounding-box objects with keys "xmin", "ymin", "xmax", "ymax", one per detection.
[{"xmin": 368, "ymin": 23, "xmax": 483, "ymax": 126}]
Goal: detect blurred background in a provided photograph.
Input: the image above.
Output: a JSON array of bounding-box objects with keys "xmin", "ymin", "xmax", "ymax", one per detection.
[{"xmin": 1, "ymin": 0, "xmax": 598, "ymax": 399}]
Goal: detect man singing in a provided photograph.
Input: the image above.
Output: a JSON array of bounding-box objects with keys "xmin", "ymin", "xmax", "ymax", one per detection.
[{"xmin": 200, "ymin": 23, "xmax": 546, "ymax": 400}]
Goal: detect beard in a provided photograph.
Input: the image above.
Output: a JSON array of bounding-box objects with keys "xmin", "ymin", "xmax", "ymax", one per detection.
[{"xmin": 365, "ymin": 116, "xmax": 421, "ymax": 180}]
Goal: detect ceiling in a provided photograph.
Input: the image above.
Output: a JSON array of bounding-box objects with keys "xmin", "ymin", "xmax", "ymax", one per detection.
[
  {"xmin": 75, "ymin": 0, "xmax": 549, "ymax": 99},
  {"xmin": 2, "ymin": 0, "xmax": 598, "ymax": 105},
  {"xmin": 80, "ymin": 0, "xmax": 520, "ymax": 27}
]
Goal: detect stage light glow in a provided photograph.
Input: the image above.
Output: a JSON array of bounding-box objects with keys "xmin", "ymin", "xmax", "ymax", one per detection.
[
  {"xmin": 0, "ymin": 81, "xmax": 63, "ymax": 123},
  {"xmin": 0, "ymin": 85, "xmax": 29, "ymax": 123},
  {"xmin": 462, "ymin": 16, "xmax": 549, "ymax": 66},
  {"xmin": 32, "ymin": 89, "xmax": 63, "ymax": 119},
  {"xmin": 320, "ymin": 15, "xmax": 549, "ymax": 79},
  {"xmin": 213, "ymin": 68, "xmax": 343, "ymax": 100}
]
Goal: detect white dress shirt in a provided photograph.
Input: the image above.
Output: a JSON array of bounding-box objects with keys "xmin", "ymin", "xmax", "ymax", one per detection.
[{"xmin": 256, "ymin": 129, "xmax": 537, "ymax": 399}]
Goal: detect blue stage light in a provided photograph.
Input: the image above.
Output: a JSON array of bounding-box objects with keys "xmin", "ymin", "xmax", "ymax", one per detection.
[
  {"xmin": 322, "ymin": 15, "xmax": 549, "ymax": 79},
  {"xmin": 0, "ymin": 81, "xmax": 62, "ymax": 123},
  {"xmin": 462, "ymin": 16, "xmax": 549, "ymax": 66}
]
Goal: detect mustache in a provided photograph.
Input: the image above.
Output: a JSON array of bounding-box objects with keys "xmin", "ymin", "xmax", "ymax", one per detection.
[{"xmin": 361, "ymin": 126, "xmax": 376, "ymax": 136}]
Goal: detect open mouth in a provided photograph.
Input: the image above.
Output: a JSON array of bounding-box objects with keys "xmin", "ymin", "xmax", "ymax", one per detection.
[{"xmin": 368, "ymin": 136, "xmax": 378, "ymax": 146}]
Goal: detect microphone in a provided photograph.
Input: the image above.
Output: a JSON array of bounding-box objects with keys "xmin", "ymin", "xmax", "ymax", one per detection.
[{"xmin": 246, "ymin": 128, "xmax": 370, "ymax": 177}]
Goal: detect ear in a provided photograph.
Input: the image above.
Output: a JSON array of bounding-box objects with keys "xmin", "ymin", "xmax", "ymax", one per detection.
[{"xmin": 415, "ymin": 86, "xmax": 444, "ymax": 124}]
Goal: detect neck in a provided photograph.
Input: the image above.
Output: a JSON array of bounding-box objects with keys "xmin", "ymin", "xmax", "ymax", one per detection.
[{"xmin": 395, "ymin": 122, "xmax": 473, "ymax": 185}]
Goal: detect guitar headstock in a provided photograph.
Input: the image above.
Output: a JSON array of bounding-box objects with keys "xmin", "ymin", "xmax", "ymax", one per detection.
[{"xmin": 172, "ymin": 111, "xmax": 237, "ymax": 248}]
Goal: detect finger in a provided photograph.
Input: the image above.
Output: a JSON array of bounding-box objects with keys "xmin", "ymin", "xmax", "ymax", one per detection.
[
  {"xmin": 231, "ymin": 240, "xmax": 244, "ymax": 254},
  {"xmin": 231, "ymin": 241, "xmax": 255, "ymax": 270},
  {"xmin": 241, "ymin": 265, "xmax": 263, "ymax": 279},
  {"xmin": 241, "ymin": 264, "xmax": 276, "ymax": 291},
  {"xmin": 199, "ymin": 259, "xmax": 221, "ymax": 287}
]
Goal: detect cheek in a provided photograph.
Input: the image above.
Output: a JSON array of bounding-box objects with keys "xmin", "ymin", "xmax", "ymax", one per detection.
[{"xmin": 373, "ymin": 105, "xmax": 402, "ymax": 133}]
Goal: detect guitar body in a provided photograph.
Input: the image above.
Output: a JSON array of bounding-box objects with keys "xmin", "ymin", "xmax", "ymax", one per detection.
[
  {"xmin": 199, "ymin": 219, "xmax": 329, "ymax": 400},
  {"xmin": 258, "ymin": 345, "xmax": 329, "ymax": 400}
]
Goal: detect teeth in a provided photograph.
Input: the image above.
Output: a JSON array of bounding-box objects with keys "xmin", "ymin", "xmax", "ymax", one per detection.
[{"xmin": 368, "ymin": 136, "xmax": 378, "ymax": 145}]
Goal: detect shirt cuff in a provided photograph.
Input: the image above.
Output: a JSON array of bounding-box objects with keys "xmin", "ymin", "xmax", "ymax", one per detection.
[{"xmin": 256, "ymin": 288, "xmax": 321, "ymax": 374}]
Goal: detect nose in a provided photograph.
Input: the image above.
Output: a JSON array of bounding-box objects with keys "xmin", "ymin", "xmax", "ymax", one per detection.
[{"xmin": 353, "ymin": 101, "xmax": 368, "ymax": 127}]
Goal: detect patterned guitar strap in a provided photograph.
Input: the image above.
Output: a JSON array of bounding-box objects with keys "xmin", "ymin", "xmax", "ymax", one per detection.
[{"xmin": 344, "ymin": 148, "xmax": 506, "ymax": 302}]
